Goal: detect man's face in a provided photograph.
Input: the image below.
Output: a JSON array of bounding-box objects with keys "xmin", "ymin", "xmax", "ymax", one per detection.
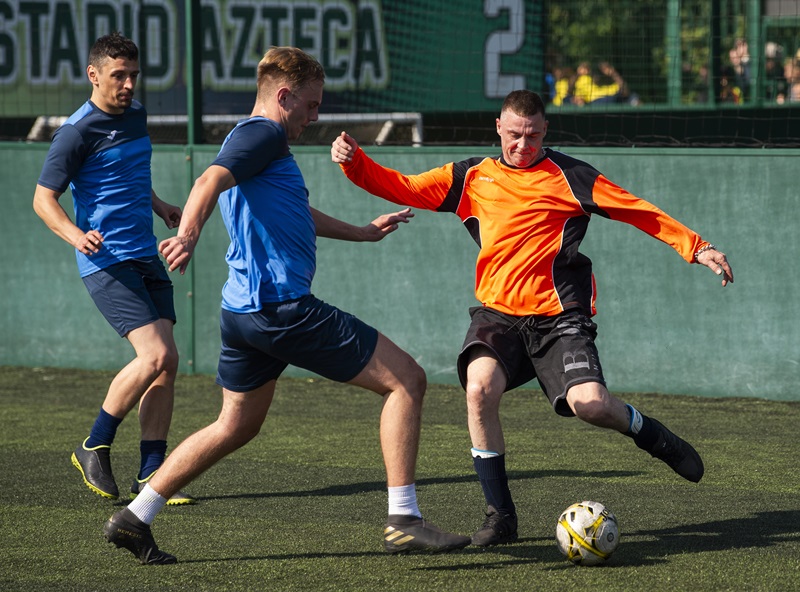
[
  {"xmin": 88, "ymin": 57, "xmax": 139, "ymax": 114},
  {"xmin": 282, "ymin": 79, "xmax": 323, "ymax": 140},
  {"xmin": 496, "ymin": 109, "xmax": 548, "ymax": 168}
]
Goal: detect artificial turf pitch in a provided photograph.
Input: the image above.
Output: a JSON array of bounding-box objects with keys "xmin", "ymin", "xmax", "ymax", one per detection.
[{"xmin": 1, "ymin": 366, "xmax": 798, "ymax": 591}]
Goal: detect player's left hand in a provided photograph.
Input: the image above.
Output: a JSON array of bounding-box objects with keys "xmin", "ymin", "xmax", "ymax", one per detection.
[
  {"xmin": 156, "ymin": 202, "xmax": 182, "ymax": 229},
  {"xmin": 362, "ymin": 208, "xmax": 414, "ymax": 241},
  {"xmin": 697, "ymin": 247, "xmax": 734, "ymax": 287}
]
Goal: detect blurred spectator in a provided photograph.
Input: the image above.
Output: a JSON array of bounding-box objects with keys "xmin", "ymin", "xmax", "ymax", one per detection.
[
  {"xmin": 571, "ymin": 61, "xmax": 639, "ymax": 106},
  {"xmin": 599, "ymin": 62, "xmax": 641, "ymax": 106},
  {"xmin": 719, "ymin": 66, "xmax": 743, "ymax": 104},
  {"xmin": 783, "ymin": 54, "xmax": 800, "ymax": 103},
  {"xmin": 550, "ymin": 67, "xmax": 575, "ymax": 106},
  {"xmin": 764, "ymin": 42, "xmax": 788, "ymax": 103},
  {"xmin": 544, "ymin": 70, "xmax": 556, "ymax": 103},
  {"xmin": 728, "ymin": 38, "xmax": 752, "ymax": 100},
  {"xmin": 572, "ymin": 61, "xmax": 612, "ymax": 105}
]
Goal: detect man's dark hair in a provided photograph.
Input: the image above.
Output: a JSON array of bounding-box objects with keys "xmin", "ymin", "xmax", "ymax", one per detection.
[
  {"xmin": 89, "ymin": 31, "xmax": 138, "ymax": 67},
  {"xmin": 501, "ymin": 90, "xmax": 546, "ymax": 118}
]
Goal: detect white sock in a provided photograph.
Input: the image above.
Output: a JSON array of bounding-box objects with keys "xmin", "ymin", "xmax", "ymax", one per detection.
[
  {"xmin": 388, "ymin": 484, "xmax": 421, "ymax": 518},
  {"xmin": 127, "ymin": 483, "xmax": 167, "ymax": 525},
  {"xmin": 471, "ymin": 447, "xmax": 501, "ymax": 458}
]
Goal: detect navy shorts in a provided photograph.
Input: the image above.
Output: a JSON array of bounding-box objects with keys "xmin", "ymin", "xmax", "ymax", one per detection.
[
  {"xmin": 457, "ymin": 307, "xmax": 606, "ymax": 417},
  {"xmin": 82, "ymin": 256, "xmax": 176, "ymax": 337},
  {"xmin": 216, "ymin": 294, "xmax": 379, "ymax": 392}
]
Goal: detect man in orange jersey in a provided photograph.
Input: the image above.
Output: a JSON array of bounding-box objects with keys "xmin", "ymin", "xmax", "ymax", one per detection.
[{"xmin": 331, "ymin": 90, "xmax": 733, "ymax": 547}]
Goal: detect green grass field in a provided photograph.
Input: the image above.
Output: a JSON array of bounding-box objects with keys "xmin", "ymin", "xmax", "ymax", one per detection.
[{"xmin": 2, "ymin": 366, "xmax": 799, "ymax": 591}]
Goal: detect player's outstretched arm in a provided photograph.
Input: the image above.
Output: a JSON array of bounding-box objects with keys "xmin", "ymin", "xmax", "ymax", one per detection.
[
  {"xmin": 312, "ymin": 207, "xmax": 413, "ymax": 242},
  {"xmin": 696, "ymin": 245, "xmax": 734, "ymax": 287}
]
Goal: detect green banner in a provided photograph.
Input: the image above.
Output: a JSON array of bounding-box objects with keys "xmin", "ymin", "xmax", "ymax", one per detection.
[{"xmin": 0, "ymin": 0, "xmax": 544, "ymax": 117}]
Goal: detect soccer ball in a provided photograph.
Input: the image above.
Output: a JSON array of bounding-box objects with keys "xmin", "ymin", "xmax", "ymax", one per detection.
[{"xmin": 556, "ymin": 501, "xmax": 619, "ymax": 566}]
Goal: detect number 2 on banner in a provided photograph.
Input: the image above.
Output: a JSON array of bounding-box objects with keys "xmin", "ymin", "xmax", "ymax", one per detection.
[{"xmin": 484, "ymin": 0, "xmax": 525, "ymax": 98}]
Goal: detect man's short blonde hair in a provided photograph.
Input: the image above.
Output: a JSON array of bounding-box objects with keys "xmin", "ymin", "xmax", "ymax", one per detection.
[{"xmin": 256, "ymin": 47, "xmax": 325, "ymax": 100}]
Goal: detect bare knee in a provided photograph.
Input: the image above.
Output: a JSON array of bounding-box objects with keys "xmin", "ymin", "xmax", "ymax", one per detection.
[
  {"xmin": 572, "ymin": 396, "xmax": 613, "ymax": 425},
  {"xmin": 140, "ymin": 345, "xmax": 179, "ymax": 379},
  {"xmin": 216, "ymin": 414, "xmax": 263, "ymax": 449},
  {"xmin": 402, "ymin": 361, "xmax": 427, "ymax": 404},
  {"xmin": 568, "ymin": 384, "xmax": 624, "ymax": 429},
  {"xmin": 233, "ymin": 421, "xmax": 263, "ymax": 446},
  {"xmin": 363, "ymin": 339, "xmax": 427, "ymax": 402},
  {"xmin": 215, "ymin": 384, "xmax": 274, "ymax": 449},
  {"xmin": 465, "ymin": 380, "xmax": 501, "ymax": 418}
]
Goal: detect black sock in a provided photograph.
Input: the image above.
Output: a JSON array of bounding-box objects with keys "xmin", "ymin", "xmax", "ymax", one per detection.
[
  {"xmin": 631, "ymin": 415, "xmax": 657, "ymax": 450},
  {"xmin": 623, "ymin": 404, "xmax": 657, "ymax": 450},
  {"xmin": 473, "ymin": 454, "xmax": 516, "ymax": 516}
]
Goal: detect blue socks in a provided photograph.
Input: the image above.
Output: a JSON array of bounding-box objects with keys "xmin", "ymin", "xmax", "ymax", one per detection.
[
  {"xmin": 85, "ymin": 408, "xmax": 123, "ymax": 448},
  {"xmin": 84, "ymin": 409, "xmax": 168, "ymax": 480},
  {"xmin": 138, "ymin": 440, "xmax": 168, "ymax": 480}
]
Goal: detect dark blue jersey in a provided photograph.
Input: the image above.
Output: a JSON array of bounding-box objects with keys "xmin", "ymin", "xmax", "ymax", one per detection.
[{"xmin": 38, "ymin": 100, "xmax": 156, "ymax": 276}]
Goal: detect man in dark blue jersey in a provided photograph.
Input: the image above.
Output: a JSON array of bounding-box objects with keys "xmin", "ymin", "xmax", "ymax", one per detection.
[
  {"xmin": 33, "ymin": 32, "xmax": 193, "ymax": 506},
  {"xmin": 101, "ymin": 46, "xmax": 471, "ymax": 565}
]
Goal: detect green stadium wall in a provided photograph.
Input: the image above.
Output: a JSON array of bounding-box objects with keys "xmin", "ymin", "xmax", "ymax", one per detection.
[{"xmin": 3, "ymin": 143, "xmax": 796, "ymax": 401}]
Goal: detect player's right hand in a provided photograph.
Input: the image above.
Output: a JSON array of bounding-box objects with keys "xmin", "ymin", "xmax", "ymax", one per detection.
[
  {"xmin": 331, "ymin": 131, "xmax": 359, "ymax": 163},
  {"xmin": 159, "ymin": 235, "xmax": 194, "ymax": 275}
]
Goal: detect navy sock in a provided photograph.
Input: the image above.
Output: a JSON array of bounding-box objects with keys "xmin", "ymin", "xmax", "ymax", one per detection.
[
  {"xmin": 85, "ymin": 408, "xmax": 123, "ymax": 448},
  {"xmin": 473, "ymin": 454, "xmax": 516, "ymax": 516},
  {"xmin": 138, "ymin": 440, "xmax": 168, "ymax": 480}
]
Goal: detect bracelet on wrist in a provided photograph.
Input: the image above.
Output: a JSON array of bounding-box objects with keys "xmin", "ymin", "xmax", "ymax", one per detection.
[{"xmin": 694, "ymin": 243, "xmax": 716, "ymax": 262}]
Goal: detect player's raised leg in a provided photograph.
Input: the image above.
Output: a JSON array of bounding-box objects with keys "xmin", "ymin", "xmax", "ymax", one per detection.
[
  {"xmin": 566, "ymin": 382, "xmax": 704, "ymax": 482},
  {"xmin": 348, "ymin": 333, "xmax": 471, "ymax": 554}
]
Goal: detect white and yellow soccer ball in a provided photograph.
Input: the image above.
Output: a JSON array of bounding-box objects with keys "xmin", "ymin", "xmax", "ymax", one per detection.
[{"xmin": 556, "ymin": 501, "xmax": 619, "ymax": 566}]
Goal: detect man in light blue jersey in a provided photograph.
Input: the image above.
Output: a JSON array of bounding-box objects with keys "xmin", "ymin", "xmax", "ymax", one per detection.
[
  {"xmin": 101, "ymin": 46, "xmax": 471, "ymax": 565},
  {"xmin": 33, "ymin": 32, "xmax": 193, "ymax": 506}
]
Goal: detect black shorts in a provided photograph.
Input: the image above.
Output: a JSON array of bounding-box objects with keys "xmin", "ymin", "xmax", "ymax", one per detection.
[
  {"xmin": 457, "ymin": 306, "xmax": 606, "ymax": 417},
  {"xmin": 216, "ymin": 294, "xmax": 379, "ymax": 392},
  {"xmin": 82, "ymin": 256, "xmax": 176, "ymax": 337}
]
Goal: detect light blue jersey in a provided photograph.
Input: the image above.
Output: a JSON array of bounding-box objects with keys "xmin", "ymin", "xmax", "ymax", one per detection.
[
  {"xmin": 212, "ymin": 117, "xmax": 316, "ymax": 313},
  {"xmin": 37, "ymin": 100, "xmax": 156, "ymax": 277}
]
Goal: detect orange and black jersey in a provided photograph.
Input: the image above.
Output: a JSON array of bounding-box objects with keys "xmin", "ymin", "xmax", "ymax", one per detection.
[{"xmin": 340, "ymin": 147, "xmax": 708, "ymax": 317}]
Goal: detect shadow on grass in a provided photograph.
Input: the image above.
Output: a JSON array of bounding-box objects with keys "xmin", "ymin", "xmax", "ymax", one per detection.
[
  {"xmin": 158, "ymin": 511, "xmax": 800, "ymax": 569},
  {"xmin": 171, "ymin": 542, "xmax": 549, "ymax": 566},
  {"xmin": 174, "ymin": 550, "xmax": 388, "ymax": 564},
  {"xmin": 202, "ymin": 469, "xmax": 642, "ymax": 501},
  {"xmin": 617, "ymin": 510, "xmax": 800, "ymax": 564},
  {"xmin": 418, "ymin": 510, "xmax": 800, "ymax": 571}
]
